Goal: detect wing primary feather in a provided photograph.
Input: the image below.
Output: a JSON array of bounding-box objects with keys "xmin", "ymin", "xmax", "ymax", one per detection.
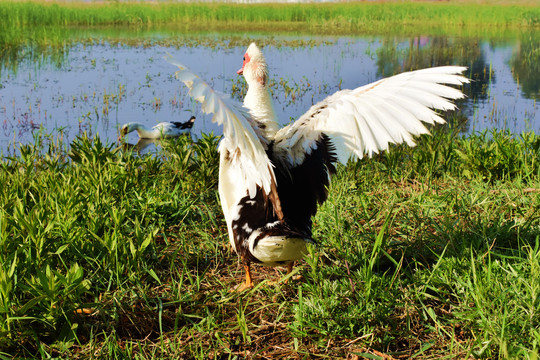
[
  {"xmin": 166, "ymin": 54, "xmax": 276, "ymax": 199},
  {"xmin": 274, "ymin": 65, "xmax": 468, "ymax": 166}
]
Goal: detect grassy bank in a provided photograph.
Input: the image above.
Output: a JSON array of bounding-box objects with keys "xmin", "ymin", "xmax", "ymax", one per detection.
[
  {"xmin": 1, "ymin": 1, "xmax": 538, "ymax": 75},
  {"xmin": 0, "ymin": 127, "xmax": 539, "ymax": 359},
  {"xmin": 1, "ymin": 1, "xmax": 539, "ymax": 34}
]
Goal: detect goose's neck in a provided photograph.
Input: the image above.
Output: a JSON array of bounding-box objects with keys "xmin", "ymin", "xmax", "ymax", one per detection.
[{"xmin": 244, "ymin": 84, "xmax": 279, "ymax": 139}]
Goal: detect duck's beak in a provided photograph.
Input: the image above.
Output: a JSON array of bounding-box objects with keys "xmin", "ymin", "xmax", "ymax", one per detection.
[{"xmin": 118, "ymin": 129, "xmax": 127, "ymax": 143}]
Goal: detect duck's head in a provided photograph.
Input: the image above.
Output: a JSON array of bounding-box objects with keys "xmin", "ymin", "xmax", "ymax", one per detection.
[
  {"xmin": 118, "ymin": 122, "xmax": 138, "ymax": 141},
  {"xmin": 237, "ymin": 42, "xmax": 268, "ymax": 87},
  {"xmin": 119, "ymin": 123, "xmax": 129, "ymax": 137}
]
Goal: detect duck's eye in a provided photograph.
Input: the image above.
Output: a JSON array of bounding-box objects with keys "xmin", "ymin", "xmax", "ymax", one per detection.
[{"xmin": 243, "ymin": 56, "xmax": 245, "ymax": 61}]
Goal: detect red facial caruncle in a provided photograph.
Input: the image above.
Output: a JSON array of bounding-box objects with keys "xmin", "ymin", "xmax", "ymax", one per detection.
[{"xmin": 237, "ymin": 53, "xmax": 250, "ymax": 75}]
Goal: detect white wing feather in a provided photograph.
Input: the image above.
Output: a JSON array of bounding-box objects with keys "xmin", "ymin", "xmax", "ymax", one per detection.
[
  {"xmin": 167, "ymin": 55, "xmax": 275, "ymax": 198},
  {"xmin": 274, "ymin": 66, "xmax": 469, "ymax": 166}
]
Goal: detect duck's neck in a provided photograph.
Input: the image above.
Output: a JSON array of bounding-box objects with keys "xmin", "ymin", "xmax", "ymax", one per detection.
[
  {"xmin": 131, "ymin": 123, "xmax": 158, "ymax": 139},
  {"xmin": 244, "ymin": 83, "xmax": 279, "ymax": 140}
]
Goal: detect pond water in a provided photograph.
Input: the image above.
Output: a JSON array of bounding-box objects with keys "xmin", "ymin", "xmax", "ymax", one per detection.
[{"xmin": 0, "ymin": 33, "xmax": 538, "ymax": 156}]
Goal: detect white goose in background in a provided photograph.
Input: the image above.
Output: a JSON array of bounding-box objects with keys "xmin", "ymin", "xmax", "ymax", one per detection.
[
  {"xmin": 119, "ymin": 116, "xmax": 195, "ymax": 139},
  {"xmin": 168, "ymin": 43, "xmax": 469, "ymax": 290}
]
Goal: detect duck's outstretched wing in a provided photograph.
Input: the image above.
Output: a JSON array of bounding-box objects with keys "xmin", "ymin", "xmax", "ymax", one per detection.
[
  {"xmin": 166, "ymin": 54, "xmax": 275, "ymax": 198},
  {"xmin": 273, "ymin": 66, "xmax": 469, "ymax": 167}
]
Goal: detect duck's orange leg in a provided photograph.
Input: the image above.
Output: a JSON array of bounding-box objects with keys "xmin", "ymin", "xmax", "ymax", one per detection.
[
  {"xmin": 234, "ymin": 264, "xmax": 254, "ymax": 292},
  {"xmin": 283, "ymin": 262, "xmax": 294, "ymax": 284},
  {"xmin": 244, "ymin": 264, "xmax": 254, "ymax": 288}
]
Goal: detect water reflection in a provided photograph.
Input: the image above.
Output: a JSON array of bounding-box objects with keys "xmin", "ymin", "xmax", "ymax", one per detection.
[
  {"xmin": 0, "ymin": 33, "xmax": 538, "ymax": 155},
  {"xmin": 511, "ymin": 35, "xmax": 540, "ymax": 99},
  {"xmin": 375, "ymin": 36, "xmax": 491, "ymax": 102}
]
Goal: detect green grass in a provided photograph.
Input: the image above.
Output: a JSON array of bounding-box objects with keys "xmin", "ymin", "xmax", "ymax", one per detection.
[
  {"xmin": 1, "ymin": 1, "xmax": 538, "ymax": 77},
  {"xmin": 0, "ymin": 126, "xmax": 539, "ymax": 359},
  {"xmin": 1, "ymin": 1, "xmax": 539, "ymax": 33}
]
